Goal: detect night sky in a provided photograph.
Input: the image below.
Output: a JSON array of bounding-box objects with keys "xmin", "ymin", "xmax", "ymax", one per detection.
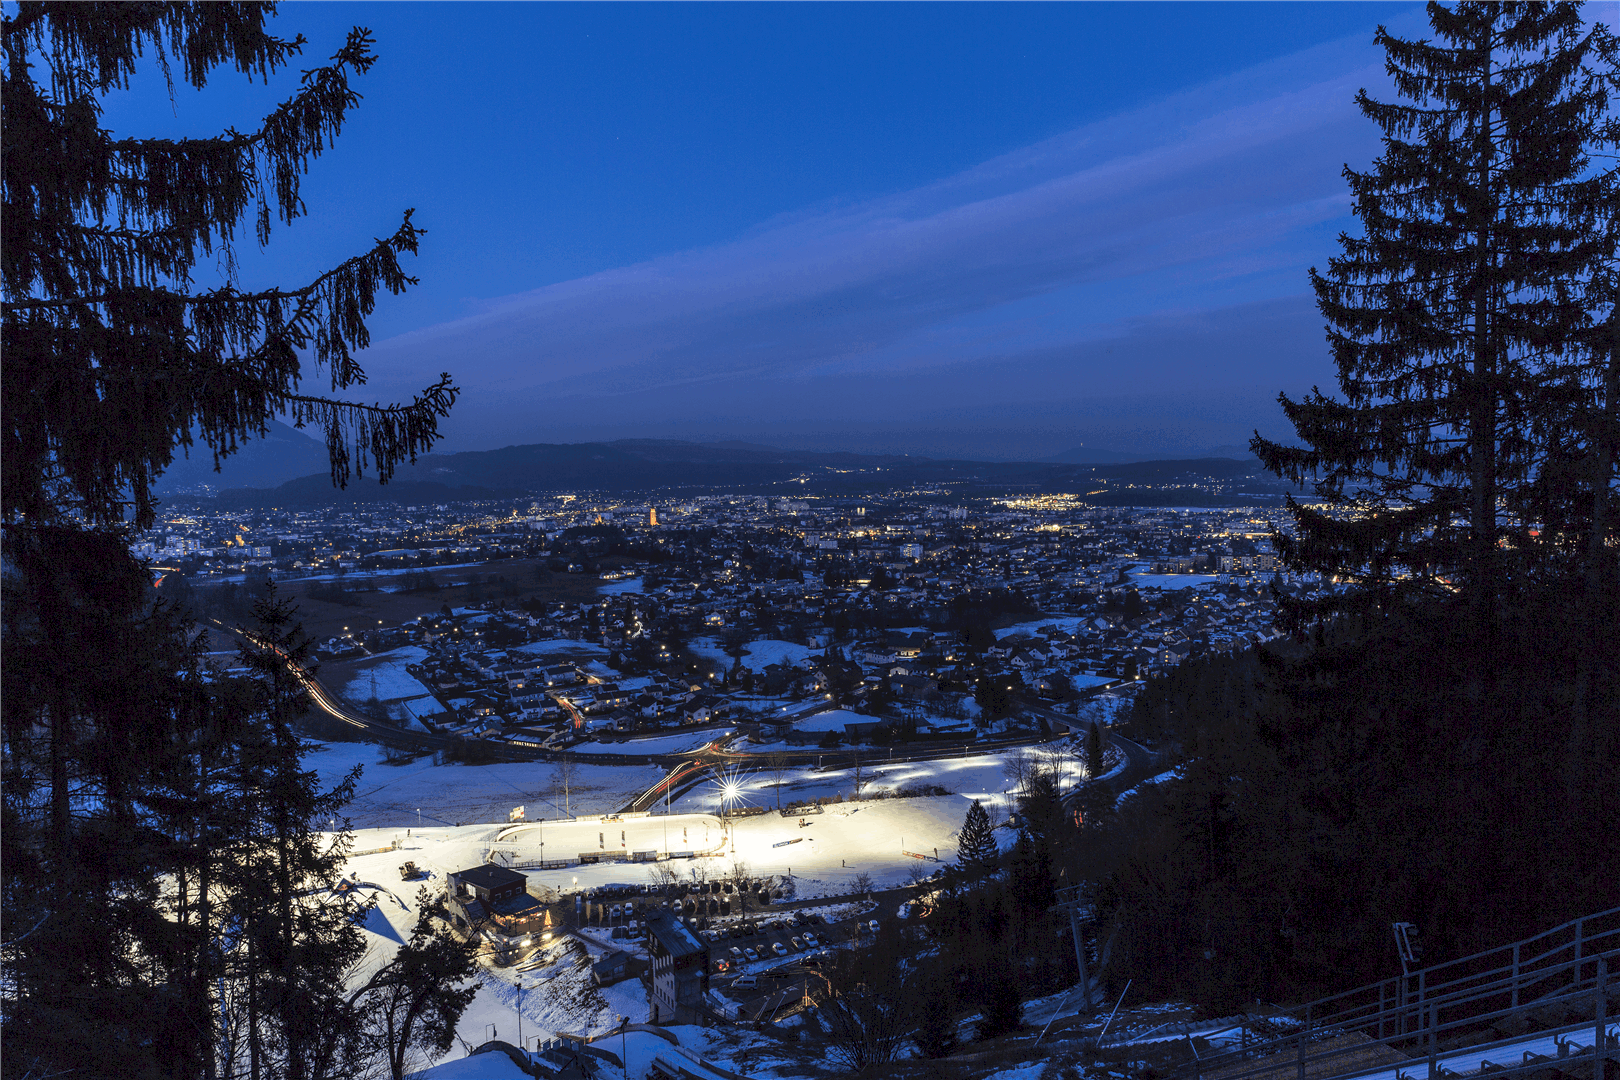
[{"xmin": 103, "ymin": 2, "xmax": 1459, "ymax": 460}]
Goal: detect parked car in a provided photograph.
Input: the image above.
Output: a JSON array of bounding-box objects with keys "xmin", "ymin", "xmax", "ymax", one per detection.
[
  {"xmin": 803, "ymin": 933, "xmax": 819, "ymax": 947},
  {"xmin": 743, "ymin": 947, "xmax": 759, "ymax": 962},
  {"xmin": 867, "ymin": 920, "xmax": 880, "ymax": 933},
  {"xmin": 790, "ymin": 936, "xmax": 805, "ymax": 951},
  {"xmin": 729, "ymin": 946, "xmax": 742, "ymax": 960},
  {"xmin": 771, "ymin": 941, "xmax": 788, "ymax": 956},
  {"xmin": 733, "ymin": 975, "xmax": 758, "ymax": 990}
]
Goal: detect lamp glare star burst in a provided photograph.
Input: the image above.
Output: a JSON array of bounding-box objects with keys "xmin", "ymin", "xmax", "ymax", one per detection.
[{"xmin": 710, "ymin": 765, "xmax": 754, "ymax": 817}]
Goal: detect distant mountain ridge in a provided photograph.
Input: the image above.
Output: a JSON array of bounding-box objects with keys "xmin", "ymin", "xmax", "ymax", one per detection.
[
  {"xmin": 1046, "ymin": 443, "xmax": 1259, "ymax": 464},
  {"xmin": 195, "ymin": 436, "xmax": 1295, "ymax": 509},
  {"xmin": 1044, "ymin": 445, "xmax": 1149, "ymax": 463},
  {"xmin": 161, "ymin": 429, "xmax": 1262, "ymax": 495},
  {"xmin": 154, "ymin": 420, "xmax": 331, "ymax": 492}
]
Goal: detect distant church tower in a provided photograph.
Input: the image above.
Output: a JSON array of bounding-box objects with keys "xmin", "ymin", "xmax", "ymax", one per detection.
[{"xmin": 649, "ymin": 507, "xmax": 659, "ymax": 527}]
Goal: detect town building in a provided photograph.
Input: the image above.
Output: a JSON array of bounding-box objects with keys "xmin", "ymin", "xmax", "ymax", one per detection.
[
  {"xmin": 446, "ymin": 863, "xmax": 547, "ymax": 937},
  {"xmin": 645, "ymin": 910, "xmax": 709, "ymax": 1025}
]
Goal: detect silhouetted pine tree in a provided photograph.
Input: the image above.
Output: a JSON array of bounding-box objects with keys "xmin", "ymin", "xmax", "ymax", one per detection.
[
  {"xmin": 1253, "ymin": 2, "xmax": 1617, "ymax": 628},
  {"xmin": 2, "ymin": 5, "xmax": 459, "ymax": 1076},
  {"xmin": 974, "ymin": 953, "xmax": 1024, "ymax": 1040},
  {"xmin": 348, "ymin": 889, "xmax": 480, "ymax": 1080},
  {"xmin": 957, "ymin": 799, "xmax": 999, "ymax": 877},
  {"xmin": 912, "ymin": 972, "xmax": 959, "ymax": 1059}
]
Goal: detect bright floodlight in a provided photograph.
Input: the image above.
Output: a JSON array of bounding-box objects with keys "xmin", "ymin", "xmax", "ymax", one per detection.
[{"xmin": 710, "ymin": 765, "xmax": 753, "ymax": 813}]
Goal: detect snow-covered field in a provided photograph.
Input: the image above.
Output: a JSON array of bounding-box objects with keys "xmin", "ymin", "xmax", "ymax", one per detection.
[
  {"xmin": 1129, "ymin": 572, "xmax": 1221, "ymax": 590},
  {"xmin": 776, "ymin": 707, "xmax": 861, "ymax": 733},
  {"xmin": 509, "ymin": 638, "xmax": 610, "ymax": 661},
  {"xmin": 569, "ymin": 730, "xmax": 733, "ymax": 756},
  {"xmin": 308, "ymin": 743, "xmax": 666, "ymax": 828},
  {"xmin": 1069, "ymin": 673, "xmax": 1117, "ymax": 689},
  {"xmin": 312, "ymin": 736, "xmax": 1110, "ymax": 838},
  {"xmin": 337, "ymin": 795, "xmax": 975, "ymax": 898},
  {"xmin": 995, "ymin": 616, "xmax": 1091, "ymax": 640},
  {"xmin": 328, "ymin": 646, "xmax": 436, "ymax": 706},
  {"xmin": 687, "ymin": 636, "xmax": 817, "ymax": 673},
  {"xmin": 493, "ymin": 814, "xmax": 728, "ymax": 861},
  {"xmin": 676, "ymin": 739, "xmax": 1110, "ymax": 825}
]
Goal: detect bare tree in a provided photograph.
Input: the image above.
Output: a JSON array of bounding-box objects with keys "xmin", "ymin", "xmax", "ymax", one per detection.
[
  {"xmin": 851, "ymin": 871, "xmax": 875, "ymax": 897},
  {"xmin": 1033, "ymin": 741, "xmax": 1066, "ymax": 794},
  {"xmin": 811, "ymin": 935, "xmax": 918, "ymax": 1072},
  {"xmin": 1001, "ymin": 748, "xmax": 1036, "ymax": 797},
  {"xmin": 765, "ymin": 751, "xmax": 791, "ymax": 811},
  {"xmin": 551, "ymin": 760, "xmax": 578, "ymax": 817},
  {"xmin": 851, "ymin": 750, "xmax": 867, "ymax": 802},
  {"xmin": 647, "ymin": 864, "xmax": 681, "ymax": 890}
]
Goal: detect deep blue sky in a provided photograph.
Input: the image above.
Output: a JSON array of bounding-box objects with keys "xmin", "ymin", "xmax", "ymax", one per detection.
[{"xmin": 103, "ymin": 1, "xmax": 1453, "ymax": 460}]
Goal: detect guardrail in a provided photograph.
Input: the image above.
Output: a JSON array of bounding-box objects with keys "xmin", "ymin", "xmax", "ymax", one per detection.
[
  {"xmin": 1286, "ymin": 908, "xmax": 1620, "ymax": 1044},
  {"xmin": 1174, "ymin": 907, "xmax": 1620, "ymax": 1080}
]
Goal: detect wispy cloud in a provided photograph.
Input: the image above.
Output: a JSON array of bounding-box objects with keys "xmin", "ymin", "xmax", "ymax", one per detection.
[{"xmin": 359, "ymin": 26, "xmax": 1400, "ymax": 455}]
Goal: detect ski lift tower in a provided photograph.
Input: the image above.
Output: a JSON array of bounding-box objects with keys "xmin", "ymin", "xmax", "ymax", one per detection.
[{"xmin": 1052, "ymin": 884, "xmax": 1097, "ymax": 1015}]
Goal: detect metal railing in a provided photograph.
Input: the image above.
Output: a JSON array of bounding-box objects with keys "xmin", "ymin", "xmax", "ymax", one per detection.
[{"xmin": 1177, "ymin": 908, "xmax": 1620, "ymax": 1080}]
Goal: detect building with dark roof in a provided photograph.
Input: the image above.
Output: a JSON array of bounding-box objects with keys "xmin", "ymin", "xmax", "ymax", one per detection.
[
  {"xmin": 591, "ymin": 949, "xmax": 632, "ymax": 986},
  {"xmin": 645, "ymin": 910, "xmax": 709, "ymax": 1025},
  {"xmin": 447, "ymin": 863, "xmax": 547, "ymax": 937}
]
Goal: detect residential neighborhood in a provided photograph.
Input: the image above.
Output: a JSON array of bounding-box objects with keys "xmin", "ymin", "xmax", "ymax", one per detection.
[{"xmin": 144, "ymin": 489, "xmax": 1317, "ymax": 751}]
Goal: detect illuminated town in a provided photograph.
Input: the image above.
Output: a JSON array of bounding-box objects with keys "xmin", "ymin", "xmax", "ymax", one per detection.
[{"xmin": 130, "ymin": 481, "xmax": 1327, "ymax": 1069}]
